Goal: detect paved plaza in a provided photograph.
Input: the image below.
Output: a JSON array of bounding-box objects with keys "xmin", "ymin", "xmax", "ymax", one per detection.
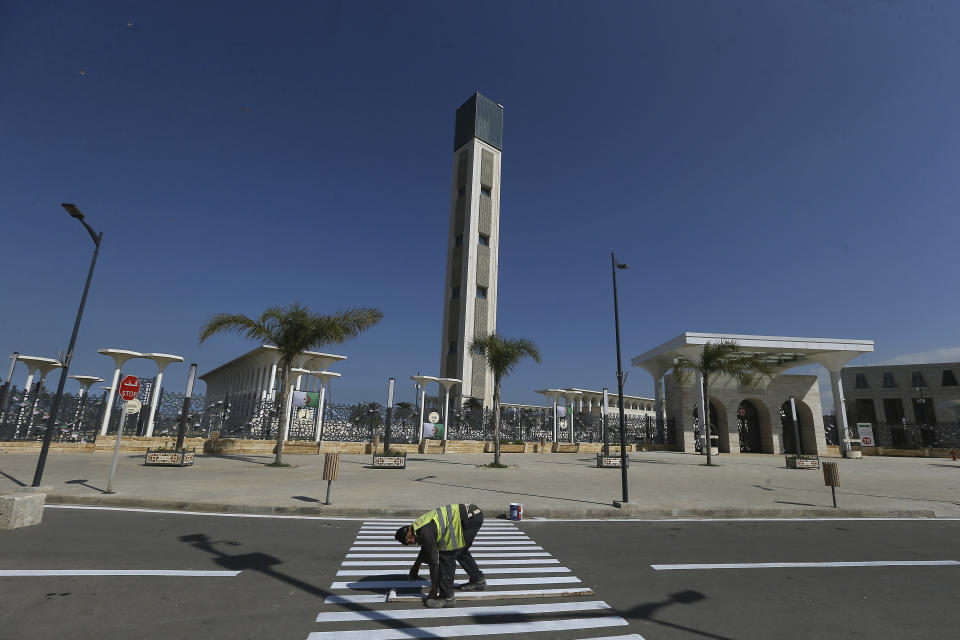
[{"xmin": 1, "ymin": 450, "xmax": 957, "ymax": 518}]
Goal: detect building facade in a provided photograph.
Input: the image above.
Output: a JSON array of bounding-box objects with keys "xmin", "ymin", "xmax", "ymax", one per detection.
[
  {"xmin": 439, "ymin": 92, "xmax": 503, "ymax": 407},
  {"xmin": 841, "ymin": 362, "xmax": 960, "ymax": 426}
]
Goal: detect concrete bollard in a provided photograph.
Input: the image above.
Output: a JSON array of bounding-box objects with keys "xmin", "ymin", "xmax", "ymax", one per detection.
[{"xmin": 0, "ymin": 486, "xmax": 51, "ymax": 529}]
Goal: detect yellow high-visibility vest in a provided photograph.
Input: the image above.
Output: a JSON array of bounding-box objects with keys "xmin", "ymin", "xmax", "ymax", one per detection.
[{"xmin": 412, "ymin": 504, "xmax": 465, "ymax": 551}]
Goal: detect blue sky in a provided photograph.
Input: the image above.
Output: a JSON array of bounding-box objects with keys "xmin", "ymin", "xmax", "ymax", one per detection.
[{"xmin": 2, "ymin": 1, "xmax": 958, "ymax": 409}]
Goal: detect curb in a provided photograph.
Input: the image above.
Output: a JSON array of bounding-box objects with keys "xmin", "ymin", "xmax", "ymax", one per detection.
[{"xmin": 43, "ymin": 494, "xmax": 939, "ymax": 520}]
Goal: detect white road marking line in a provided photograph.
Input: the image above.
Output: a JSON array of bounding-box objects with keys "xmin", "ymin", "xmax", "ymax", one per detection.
[
  {"xmin": 331, "ymin": 576, "xmax": 581, "ymax": 589},
  {"xmin": 353, "ymin": 535, "xmax": 532, "ymax": 541},
  {"xmin": 652, "ymin": 560, "xmax": 960, "ymax": 570},
  {"xmin": 315, "ymin": 599, "xmax": 611, "ymax": 622},
  {"xmin": 0, "ymin": 569, "xmax": 240, "ymax": 577},
  {"xmin": 345, "ymin": 552, "xmax": 551, "ymax": 558},
  {"xmin": 574, "ymin": 635, "xmax": 646, "ymax": 640},
  {"xmin": 323, "ymin": 594, "xmax": 385, "ymax": 604},
  {"xmin": 336, "ymin": 566, "xmax": 572, "ymax": 576},
  {"xmin": 306, "ymin": 615, "xmax": 627, "ymax": 639},
  {"xmin": 341, "ymin": 559, "xmax": 560, "ymax": 566},
  {"xmin": 360, "ymin": 524, "xmax": 518, "ymax": 529},
  {"xmin": 45, "ymin": 506, "xmax": 960, "ymax": 523},
  {"xmin": 352, "ymin": 540, "xmax": 537, "ymax": 545},
  {"xmin": 349, "ymin": 546, "xmax": 543, "ymax": 552},
  {"xmin": 431, "ymin": 587, "xmax": 596, "ymax": 600}
]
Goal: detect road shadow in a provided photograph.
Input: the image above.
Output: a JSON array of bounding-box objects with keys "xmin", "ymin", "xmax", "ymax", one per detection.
[
  {"xmin": 617, "ymin": 589, "xmax": 736, "ymax": 640},
  {"xmin": 65, "ymin": 478, "xmax": 106, "ymax": 494},
  {"xmin": 764, "ymin": 484, "xmax": 960, "ymax": 506},
  {"xmin": 774, "ymin": 500, "xmax": 818, "ymax": 507},
  {"xmin": 291, "ymin": 495, "xmax": 321, "ymax": 503},
  {"xmin": 177, "ymin": 533, "xmax": 428, "ymax": 635},
  {"xmin": 0, "ymin": 469, "xmax": 27, "ymax": 487},
  {"xmin": 413, "ymin": 476, "xmax": 609, "ymax": 506},
  {"xmin": 209, "ymin": 454, "xmax": 271, "ymax": 465},
  {"xmin": 752, "ymin": 484, "xmax": 775, "ymax": 491},
  {"xmin": 928, "ymin": 464, "xmax": 959, "ymax": 469}
]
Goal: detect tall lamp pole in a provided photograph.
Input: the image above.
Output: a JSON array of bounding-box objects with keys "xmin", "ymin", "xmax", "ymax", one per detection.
[
  {"xmin": 611, "ymin": 252, "xmax": 630, "ymax": 505},
  {"xmin": 32, "ymin": 204, "xmax": 102, "ymax": 487}
]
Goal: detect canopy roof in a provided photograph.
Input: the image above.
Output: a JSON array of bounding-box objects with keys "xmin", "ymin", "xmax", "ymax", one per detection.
[{"xmin": 631, "ymin": 332, "xmax": 874, "ymax": 377}]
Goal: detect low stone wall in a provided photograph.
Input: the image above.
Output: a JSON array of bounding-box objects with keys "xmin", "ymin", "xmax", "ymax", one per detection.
[
  {"xmin": 0, "ymin": 441, "xmax": 95, "ymax": 454},
  {"xmin": 579, "ymin": 443, "xmax": 634, "ymax": 453},
  {"xmin": 864, "ymin": 447, "xmax": 956, "ymax": 458},
  {"xmin": 96, "ymin": 436, "xmax": 207, "ymax": 453},
  {"xmin": 442, "ymin": 440, "xmax": 485, "ymax": 454}
]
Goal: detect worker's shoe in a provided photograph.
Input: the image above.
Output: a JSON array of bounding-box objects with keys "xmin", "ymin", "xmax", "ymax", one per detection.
[
  {"xmin": 459, "ymin": 578, "xmax": 487, "ymax": 592},
  {"xmin": 425, "ymin": 595, "xmax": 456, "ymax": 608}
]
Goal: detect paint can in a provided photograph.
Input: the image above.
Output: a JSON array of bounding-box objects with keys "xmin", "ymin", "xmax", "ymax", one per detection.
[{"xmin": 509, "ymin": 502, "xmax": 523, "ymax": 521}]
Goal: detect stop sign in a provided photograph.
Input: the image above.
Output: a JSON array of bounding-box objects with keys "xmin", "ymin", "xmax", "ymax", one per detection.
[{"xmin": 119, "ymin": 375, "xmax": 140, "ymax": 401}]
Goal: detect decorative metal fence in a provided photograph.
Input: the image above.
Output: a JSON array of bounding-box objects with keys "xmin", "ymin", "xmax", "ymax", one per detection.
[
  {"xmin": 864, "ymin": 422, "xmax": 960, "ymax": 450},
  {"xmin": 0, "ymin": 383, "xmax": 210, "ymax": 442},
  {"xmin": 1, "ymin": 384, "xmax": 681, "ymax": 448}
]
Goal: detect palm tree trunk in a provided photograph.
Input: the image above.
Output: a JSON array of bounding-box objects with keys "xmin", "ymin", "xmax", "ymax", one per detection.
[
  {"xmin": 493, "ymin": 380, "xmax": 501, "ymax": 466},
  {"xmin": 703, "ymin": 375, "xmax": 713, "ymax": 466},
  {"xmin": 275, "ymin": 363, "xmax": 290, "ymax": 465}
]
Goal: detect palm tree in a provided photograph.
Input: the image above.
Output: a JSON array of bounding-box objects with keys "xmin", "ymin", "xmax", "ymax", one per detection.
[
  {"xmin": 199, "ymin": 303, "xmax": 382, "ymax": 465},
  {"xmin": 349, "ymin": 401, "xmax": 383, "ymax": 443},
  {"xmin": 469, "ymin": 332, "xmax": 541, "ymax": 466},
  {"xmin": 673, "ymin": 339, "xmax": 772, "ymax": 466}
]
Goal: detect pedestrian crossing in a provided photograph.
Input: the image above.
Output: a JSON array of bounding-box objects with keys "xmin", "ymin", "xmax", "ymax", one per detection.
[{"xmin": 305, "ymin": 518, "xmax": 644, "ymax": 640}]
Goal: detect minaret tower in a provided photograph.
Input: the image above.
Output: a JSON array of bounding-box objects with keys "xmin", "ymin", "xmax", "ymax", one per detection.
[{"xmin": 439, "ymin": 92, "xmax": 503, "ymax": 407}]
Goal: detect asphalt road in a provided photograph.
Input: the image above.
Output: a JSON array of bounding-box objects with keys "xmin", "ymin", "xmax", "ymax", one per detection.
[{"xmin": 0, "ymin": 507, "xmax": 956, "ymax": 639}]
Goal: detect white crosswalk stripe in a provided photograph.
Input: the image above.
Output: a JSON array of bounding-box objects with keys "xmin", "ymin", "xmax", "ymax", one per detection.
[{"xmin": 304, "ymin": 518, "xmax": 641, "ymax": 639}]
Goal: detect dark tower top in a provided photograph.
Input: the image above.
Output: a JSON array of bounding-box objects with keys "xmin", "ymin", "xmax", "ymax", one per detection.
[{"xmin": 454, "ymin": 92, "xmax": 503, "ymax": 152}]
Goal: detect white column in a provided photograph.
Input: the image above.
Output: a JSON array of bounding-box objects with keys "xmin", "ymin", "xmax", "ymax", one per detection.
[
  {"xmin": 22, "ymin": 371, "xmax": 35, "ymax": 401},
  {"xmin": 552, "ymin": 398, "xmax": 558, "ymax": 442},
  {"xmin": 266, "ymin": 362, "xmax": 278, "ymax": 400},
  {"xmin": 654, "ymin": 375, "xmax": 664, "ymax": 424},
  {"xmin": 99, "ymin": 368, "xmax": 120, "ymax": 435},
  {"xmin": 418, "ymin": 386, "xmax": 427, "ymax": 441},
  {"xmin": 829, "ymin": 369, "xmax": 850, "ymax": 456},
  {"xmin": 142, "ymin": 355, "xmax": 182, "ymax": 437},
  {"xmin": 145, "ymin": 368, "xmax": 165, "ymax": 436},
  {"xmin": 315, "ymin": 382, "xmax": 327, "ymax": 442},
  {"xmin": 697, "ymin": 372, "xmax": 706, "ymax": 454}
]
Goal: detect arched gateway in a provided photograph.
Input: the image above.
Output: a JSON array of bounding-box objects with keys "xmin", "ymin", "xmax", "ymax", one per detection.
[{"xmin": 631, "ymin": 333, "xmax": 874, "ymax": 456}]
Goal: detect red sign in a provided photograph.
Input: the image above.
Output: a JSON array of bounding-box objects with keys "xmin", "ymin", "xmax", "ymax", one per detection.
[{"xmin": 119, "ymin": 375, "xmax": 140, "ymax": 401}]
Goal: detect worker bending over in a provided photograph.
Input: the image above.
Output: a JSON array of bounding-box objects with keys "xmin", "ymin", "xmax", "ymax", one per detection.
[{"xmin": 394, "ymin": 503, "xmax": 486, "ymax": 608}]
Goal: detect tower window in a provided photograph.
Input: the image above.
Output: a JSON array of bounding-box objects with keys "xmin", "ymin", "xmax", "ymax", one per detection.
[
  {"xmin": 476, "ymin": 286, "xmax": 487, "ymax": 299},
  {"xmin": 910, "ymin": 372, "xmax": 927, "ymax": 388},
  {"xmin": 942, "ymin": 370, "xmax": 958, "ymax": 387},
  {"xmin": 854, "ymin": 373, "xmax": 868, "ymax": 389},
  {"xmin": 478, "ymin": 233, "xmax": 489, "ymax": 247},
  {"xmin": 452, "ymin": 286, "xmax": 460, "ymax": 299},
  {"xmin": 882, "ymin": 372, "xmax": 897, "ymax": 388},
  {"xmin": 448, "ymin": 341, "xmax": 457, "ymax": 355},
  {"xmin": 480, "ymin": 186, "xmax": 492, "ymax": 198},
  {"xmin": 455, "ymin": 234, "xmax": 463, "ymax": 247}
]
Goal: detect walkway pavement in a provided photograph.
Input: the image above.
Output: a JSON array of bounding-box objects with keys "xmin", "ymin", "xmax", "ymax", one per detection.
[{"xmin": 1, "ymin": 450, "xmax": 957, "ymax": 518}]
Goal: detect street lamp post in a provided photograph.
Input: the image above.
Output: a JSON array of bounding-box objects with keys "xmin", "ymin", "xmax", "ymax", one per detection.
[
  {"xmin": 611, "ymin": 252, "xmax": 631, "ymax": 506},
  {"xmin": 32, "ymin": 205, "xmax": 103, "ymax": 487}
]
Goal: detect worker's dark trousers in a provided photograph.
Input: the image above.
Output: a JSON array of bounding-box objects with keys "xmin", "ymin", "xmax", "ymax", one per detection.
[{"xmin": 437, "ymin": 507, "xmax": 485, "ymax": 599}]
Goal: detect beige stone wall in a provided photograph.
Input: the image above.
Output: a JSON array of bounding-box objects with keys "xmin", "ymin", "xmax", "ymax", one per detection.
[{"xmin": 666, "ymin": 373, "xmax": 825, "ymax": 455}]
